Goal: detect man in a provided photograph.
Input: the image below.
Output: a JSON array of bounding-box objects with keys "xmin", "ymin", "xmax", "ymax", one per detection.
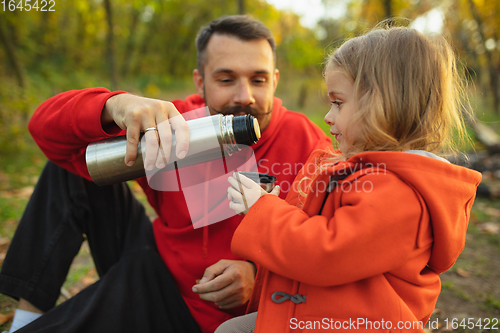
[{"xmin": 0, "ymin": 15, "xmax": 331, "ymax": 333}]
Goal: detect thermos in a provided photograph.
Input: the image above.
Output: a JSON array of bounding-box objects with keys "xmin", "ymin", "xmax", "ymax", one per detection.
[{"xmin": 86, "ymin": 114, "xmax": 261, "ymax": 186}]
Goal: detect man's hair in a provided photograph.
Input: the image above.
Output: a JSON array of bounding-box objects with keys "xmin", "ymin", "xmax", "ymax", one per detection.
[{"xmin": 195, "ymin": 15, "xmax": 277, "ymax": 76}]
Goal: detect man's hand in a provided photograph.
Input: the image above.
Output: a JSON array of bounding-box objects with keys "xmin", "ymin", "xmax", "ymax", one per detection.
[
  {"xmin": 192, "ymin": 260, "xmax": 256, "ymax": 309},
  {"xmin": 102, "ymin": 94, "xmax": 190, "ymax": 170}
]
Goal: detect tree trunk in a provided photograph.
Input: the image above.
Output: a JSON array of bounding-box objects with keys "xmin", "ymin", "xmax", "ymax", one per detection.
[
  {"xmin": 384, "ymin": 0, "xmax": 392, "ymax": 20},
  {"xmin": 298, "ymin": 83, "xmax": 308, "ymax": 109},
  {"xmin": 457, "ymin": 30, "xmax": 481, "ymax": 82},
  {"xmin": 238, "ymin": 0, "xmax": 245, "ymax": 15},
  {"xmin": 40, "ymin": 12, "xmax": 53, "ymax": 61},
  {"xmin": 104, "ymin": 0, "xmax": 118, "ymax": 90},
  {"xmin": 167, "ymin": 11, "xmax": 210, "ymax": 76},
  {"xmin": 133, "ymin": 20, "xmax": 157, "ymax": 76},
  {"xmin": 75, "ymin": 11, "xmax": 86, "ymax": 65},
  {"xmin": 0, "ymin": 15, "xmax": 25, "ymax": 88},
  {"xmin": 467, "ymin": 0, "xmax": 499, "ymax": 114},
  {"xmin": 121, "ymin": 8, "xmax": 140, "ymax": 78},
  {"xmin": 59, "ymin": 11, "xmax": 70, "ymax": 61}
]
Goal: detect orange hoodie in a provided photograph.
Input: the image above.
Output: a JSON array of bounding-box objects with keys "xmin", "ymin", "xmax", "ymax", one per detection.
[{"xmin": 231, "ymin": 150, "xmax": 481, "ymax": 333}]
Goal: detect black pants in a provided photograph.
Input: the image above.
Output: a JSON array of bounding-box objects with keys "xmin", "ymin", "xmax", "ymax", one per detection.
[{"xmin": 0, "ymin": 161, "xmax": 202, "ymax": 333}]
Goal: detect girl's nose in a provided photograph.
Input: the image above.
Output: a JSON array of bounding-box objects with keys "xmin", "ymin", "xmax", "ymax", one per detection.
[{"xmin": 324, "ymin": 109, "xmax": 335, "ymax": 125}]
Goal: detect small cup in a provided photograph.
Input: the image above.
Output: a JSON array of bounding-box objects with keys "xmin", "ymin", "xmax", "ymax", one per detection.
[{"xmin": 235, "ymin": 171, "xmax": 277, "ymax": 192}]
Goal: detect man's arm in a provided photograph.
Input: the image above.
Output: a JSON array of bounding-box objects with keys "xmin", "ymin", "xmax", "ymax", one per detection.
[{"xmin": 29, "ymin": 88, "xmax": 190, "ymax": 178}]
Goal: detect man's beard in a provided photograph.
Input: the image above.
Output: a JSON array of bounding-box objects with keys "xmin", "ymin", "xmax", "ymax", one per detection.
[
  {"xmin": 204, "ymin": 88, "xmax": 272, "ymax": 117},
  {"xmin": 212, "ymin": 104, "xmax": 272, "ymax": 116}
]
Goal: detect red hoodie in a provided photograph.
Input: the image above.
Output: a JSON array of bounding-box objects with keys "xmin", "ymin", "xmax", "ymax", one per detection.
[{"xmin": 28, "ymin": 88, "xmax": 332, "ymax": 332}]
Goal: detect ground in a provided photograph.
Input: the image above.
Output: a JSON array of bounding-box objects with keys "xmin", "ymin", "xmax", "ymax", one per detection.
[
  {"xmin": 0, "ymin": 144, "xmax": 499, "ymax": 332},
  {"xmin": 427, "ymin": 197, "xmax": 500, "ymax": 332}
]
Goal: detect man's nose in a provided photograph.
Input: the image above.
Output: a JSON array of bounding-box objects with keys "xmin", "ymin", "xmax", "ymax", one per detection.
[{"xmin": 233, "ymin": 80, "xmax": 256, "ymax": 105}]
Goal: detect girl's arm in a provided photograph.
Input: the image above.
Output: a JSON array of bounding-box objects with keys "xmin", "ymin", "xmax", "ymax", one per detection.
[{"xmin": 231, "ymin": 172, "xmax": 423, "ymax": 287}]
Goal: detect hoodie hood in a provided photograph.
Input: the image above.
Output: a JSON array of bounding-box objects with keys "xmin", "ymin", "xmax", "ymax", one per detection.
[{"xmin": 347, "ymin": 151, "xmax": 481, "ymax": 274}]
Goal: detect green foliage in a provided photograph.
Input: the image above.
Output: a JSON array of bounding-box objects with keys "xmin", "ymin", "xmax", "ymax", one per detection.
[
  {"xmin": 0, "ymin": 79, "xmax": 33, "ymax": 153},
  {"xmin": 0, "ymin": 0, "xmax": 326, "ymax": 81},
  {"xmin": 0, "ymin": 135, "xmax": 45, "ymax": 238},
  {"xmin": 0, "ymin": 0, "xmax": 329, "ymax": 155},
  {"xmin": 442, "ymin": 280, "xmax": 473, "ymax": 301},
  {"xmin": 482, "ymin": 295, "xmax": 500, "ymax": 311}
]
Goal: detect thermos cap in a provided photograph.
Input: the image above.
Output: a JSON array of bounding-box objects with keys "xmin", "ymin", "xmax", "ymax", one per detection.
[{"xmin": 233, "ymin": 115, "xmax": 260, "ymax": 146}]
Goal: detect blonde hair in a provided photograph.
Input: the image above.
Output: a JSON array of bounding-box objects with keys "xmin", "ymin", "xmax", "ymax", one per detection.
[{"xmin": 324, "ymin": 26, "xmax": 470, "ymax": 161}]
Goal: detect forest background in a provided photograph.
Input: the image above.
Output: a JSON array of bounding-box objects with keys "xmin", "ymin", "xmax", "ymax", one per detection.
[{"xmin": 1, "ymin": 0, "xmax": 500, "ymax": 332}]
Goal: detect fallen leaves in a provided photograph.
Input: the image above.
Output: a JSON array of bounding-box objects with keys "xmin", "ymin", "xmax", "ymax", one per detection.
[
  {"xmin": 473, "ymin": 202, "xmax": 500, "ymax": 234},
  {"xmin": 60, "ymin": 267, "xmax": 98, "ymax": 301},
  {"xmin": 0, "ymin": 237, "xmax": 11, "ymax": 265},
  {"xmin": 456, "ymin": 268, "xmax": 472, "ymax": 278},
  {"xmin": 0, "ymin": 186, "xmax": 34, "ymax": 200},
  {"xmin": 0, "ymin": 312, "xmax": 14, "ymax": 326},
  {"xmin": 432, "ymin": 308, "xmax": 444, "ymax": 315},
  {"xmin": 81, "ymin": 268, "xmax": 98, "ymax": 286},
  {"xmin": 477, "ymin": 222, "xmax": 500, "ymax": 235},
  {"xmin": 485, "ymin": 207, "xmax": 500, "ymax": 218}
]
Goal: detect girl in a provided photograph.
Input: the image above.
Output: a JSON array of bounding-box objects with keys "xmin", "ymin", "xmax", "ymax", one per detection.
[{"xmin": 221, "ymin": 26, "xmax": 481, "ymax": 332}]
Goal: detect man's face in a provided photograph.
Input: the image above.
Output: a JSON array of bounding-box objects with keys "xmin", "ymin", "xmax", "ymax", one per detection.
[{"xmin": 193, "ymin": 34, "xmax": 279, "ymax": 131}]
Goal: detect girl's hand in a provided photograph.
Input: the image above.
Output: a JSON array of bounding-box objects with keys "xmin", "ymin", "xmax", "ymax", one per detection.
[{"xmin": 227, "ymin": 173, "xmax": 280, "ymax": 215}]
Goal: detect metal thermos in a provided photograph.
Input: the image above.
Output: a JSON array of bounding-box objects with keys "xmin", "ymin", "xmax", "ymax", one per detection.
[{"xmin": 86, "ymin": 114, "xmax": 261, "ymax": 186}]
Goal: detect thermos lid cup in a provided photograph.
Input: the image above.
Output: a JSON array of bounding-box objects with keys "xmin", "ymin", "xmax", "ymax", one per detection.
[
  {"xmin": 236, "ymin": 171, "xmax": 276, "ymax": 192},
  {"xmin": 235, "ymin": 171, "xmax": 276, "ymax": 184},
  {"xmin": 235, "ymin": 171, "xmax": 277, "ymax": 193}
]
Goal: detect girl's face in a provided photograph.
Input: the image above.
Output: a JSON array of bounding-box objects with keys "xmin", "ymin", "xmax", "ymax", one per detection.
[{"xmin": 324, "ymin": 67, "xmax": 360, "ymax": 153}]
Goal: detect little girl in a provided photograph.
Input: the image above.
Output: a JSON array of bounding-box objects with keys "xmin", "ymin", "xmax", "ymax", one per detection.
[{"xmin": 220, "ymin": 26, "xmax": 481, "ymax": 332}]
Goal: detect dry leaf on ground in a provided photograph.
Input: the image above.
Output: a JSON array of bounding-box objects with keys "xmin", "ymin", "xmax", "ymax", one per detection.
[
  {"xmin": 485, "ymin": 207, "xmax": 500, "ymax": 218},
  {"xmin": 477, "ymin": 222, "xmax": 500, "ymax": 235},
  {"xmin": 432, "ymin": 308, "xmax": 443, "ymax": 315},
  {"xmin": 15, "ymin": 186, "xmax": 35, "ymax": 200},
  {"xmin": 0, "ymin": 238, "xmax": 10, "ymax": 248},
  {"xmin": 456, "ymin": 268, "xmax": 471, "ymax": 278},
  {"xmin": 0, "ymin": 312, "xmax": 14, "ymax": 326},
  {"xmin": 0, "ymin": 237, "xmax": 10, "ymax": 265},
  {"xmin": 0, "ymin": 186, "xmax": 34, "ymax": 200},
  {"xmin": 82, "ymin": 268, "xmax": 98, "ymax": 287}
]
